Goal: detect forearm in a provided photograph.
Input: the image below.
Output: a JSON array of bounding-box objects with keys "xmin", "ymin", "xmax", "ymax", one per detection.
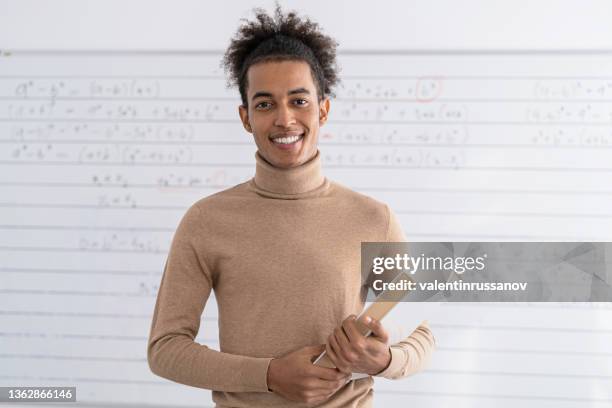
[
  {"xmin": 374, "ymin": 322, "xmax": 436, "ymax": 379},
  {"xmin": 148, "ymin": 332, "xmax": 272, "ymax": 392}
]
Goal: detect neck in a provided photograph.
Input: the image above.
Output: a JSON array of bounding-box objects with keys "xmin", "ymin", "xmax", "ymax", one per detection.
[{"xmin": 250, "ymin": 150, "xmax": 328, "ymax": 199}]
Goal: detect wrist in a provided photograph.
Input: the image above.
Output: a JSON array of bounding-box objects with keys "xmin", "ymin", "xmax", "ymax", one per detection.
[{"xmin": 371, "ymin": 347, "xmax": 392, "ymax": 376}]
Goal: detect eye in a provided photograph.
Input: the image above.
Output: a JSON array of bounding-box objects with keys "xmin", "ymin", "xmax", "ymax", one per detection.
[
  {"xmin": 255, "ymin": 101, "xmax": 272, "ymax": 110},
  {"xmin": 293, "ymin": 98, "xmax": 308, "ymax": 106}
]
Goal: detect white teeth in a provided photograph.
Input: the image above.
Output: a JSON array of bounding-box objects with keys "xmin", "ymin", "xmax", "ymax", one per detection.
[{"xmin": 272, "ymin": 135, "xmax": 302, "ymax": 144}]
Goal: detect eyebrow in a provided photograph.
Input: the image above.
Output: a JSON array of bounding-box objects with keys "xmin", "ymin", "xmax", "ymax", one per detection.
[{"xmin": 251, "ymin": 88, "xmax": 311, "ymax": 102}]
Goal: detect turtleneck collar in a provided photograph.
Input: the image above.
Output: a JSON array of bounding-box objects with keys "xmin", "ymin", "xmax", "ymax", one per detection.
[{"xmin": 249, "ymin": 150, "xmax": 329, "ymax": 199}]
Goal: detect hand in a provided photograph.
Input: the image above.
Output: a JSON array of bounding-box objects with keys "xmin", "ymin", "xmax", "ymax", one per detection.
[
  {"xmin": 267, "ymin": 344, "xmax": 351, "ymax": 405},
  {"xmin": 325, "ymin": 315, "xmax": 391, "ymax": 375}
]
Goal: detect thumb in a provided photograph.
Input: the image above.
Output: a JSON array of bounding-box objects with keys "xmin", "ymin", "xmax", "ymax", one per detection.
[{"xmin": 364, "ymin": 316, "xmax": 389, "ymax": 343}]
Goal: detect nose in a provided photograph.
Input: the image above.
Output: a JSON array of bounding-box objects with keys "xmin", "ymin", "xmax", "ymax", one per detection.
[{"xmin": 274, "ymin": 104, "xmax": 297, "ymax": 128}]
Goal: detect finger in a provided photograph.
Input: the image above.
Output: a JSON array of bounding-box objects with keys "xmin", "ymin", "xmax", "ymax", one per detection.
[
  {"xmin": 318, "ymin": 383, "xmax": 347, "ymax": 405},
  {"xmin": 335, "ymin": 325, "xmax": 361, "ymax": 363},
  {"xmin": 324, "ymin": 340, "xmax": 339, "ymax": 367},
  {"xmin": 329, "ymin": 333, "xmax": 352, "ymax": 372},
  {"xmin": 311, "ymin": 357, "xmax": 348, "ymax": 381},
  {"xmin": 332, "ymin": 376, "xmax": 350, "ymax": 393},
  {"xmin": 333, "ymin": 327, "xmax": 354, "ymax": 362},
  {"xmin": 342, "ymin": 315, "xmax": 364, "ymax": 344},
  {"xmin": 364, "ymin": 316, "xmax": 389, "ymax": 343},
  {"xmin": 325, "ymin": 341, "xmax": 351, "ymax": 375},
  {"xmin": 305, "ymin": 377, "xmax": 346, "ymax": 393},
  {"xmin": 300, "ymin": 387, "xmax": 331, "ymax": 405},
  {"xmin": 334, "ymin": 325, "xmax": 351, "ymax": 349}
]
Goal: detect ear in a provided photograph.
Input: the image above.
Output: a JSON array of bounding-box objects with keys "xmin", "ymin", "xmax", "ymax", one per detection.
[
  {"xmin": 238, "ymin": 104, "xmax": 252, "ymax": 133},
  {"xmin": 319, "ymin": 97, "xmax": 330, "ymax": 126}
]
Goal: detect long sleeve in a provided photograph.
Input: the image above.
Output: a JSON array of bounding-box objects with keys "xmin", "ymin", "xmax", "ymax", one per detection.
[
  {"xmin": 147, "ymin": 204, "xmax": 273, "ymax": 393},
  {"xmin": 374, "ymin": 205, "xmax": 437, "ymax": 380},
  {"xmin": 375, "ymin": 321, "xmax": 436, "ymax": 379}
]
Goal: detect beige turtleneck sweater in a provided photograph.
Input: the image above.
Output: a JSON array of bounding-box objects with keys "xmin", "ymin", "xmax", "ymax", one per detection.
[{"xmin": 147, "ymin": 150, "xmax": 436, "ymax": 407}]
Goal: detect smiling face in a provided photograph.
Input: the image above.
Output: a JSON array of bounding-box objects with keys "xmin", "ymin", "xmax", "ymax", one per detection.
[{"xmin": 239, "ymin": 60, "xmax": 330, "ymax": 169}]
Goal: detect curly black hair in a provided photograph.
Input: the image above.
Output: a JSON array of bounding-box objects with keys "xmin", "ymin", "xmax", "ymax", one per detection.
[{"xmin": 221, "ymin": 4, "xmax": 340, "ymax": 107}]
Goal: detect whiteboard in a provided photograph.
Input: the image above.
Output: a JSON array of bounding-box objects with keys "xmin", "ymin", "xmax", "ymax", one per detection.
[{"xmin": 1, "ymin": 2, "xmax": 612, "ymax": 407}]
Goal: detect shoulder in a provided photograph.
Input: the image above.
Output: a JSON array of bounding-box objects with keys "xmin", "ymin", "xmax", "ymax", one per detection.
[
  {"xmin": 177, "ymin": 181, "xmax": 251, "ymax": 225},
  {"xmin": 192, "ymin": 181, "xmax": 251, "ymax": 209},
  {"xmin": 329, "ymin": 180, "xmax": 391, "ymax": 223},
  {"xmin": 329, "ymin": 180, "xmax": 406, "ymax": 242}
]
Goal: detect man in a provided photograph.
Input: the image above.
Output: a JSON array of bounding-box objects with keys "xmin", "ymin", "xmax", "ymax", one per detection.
[{"xmin": 147, "ymin": 5, "xmax": 435, "ymax": 407}]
